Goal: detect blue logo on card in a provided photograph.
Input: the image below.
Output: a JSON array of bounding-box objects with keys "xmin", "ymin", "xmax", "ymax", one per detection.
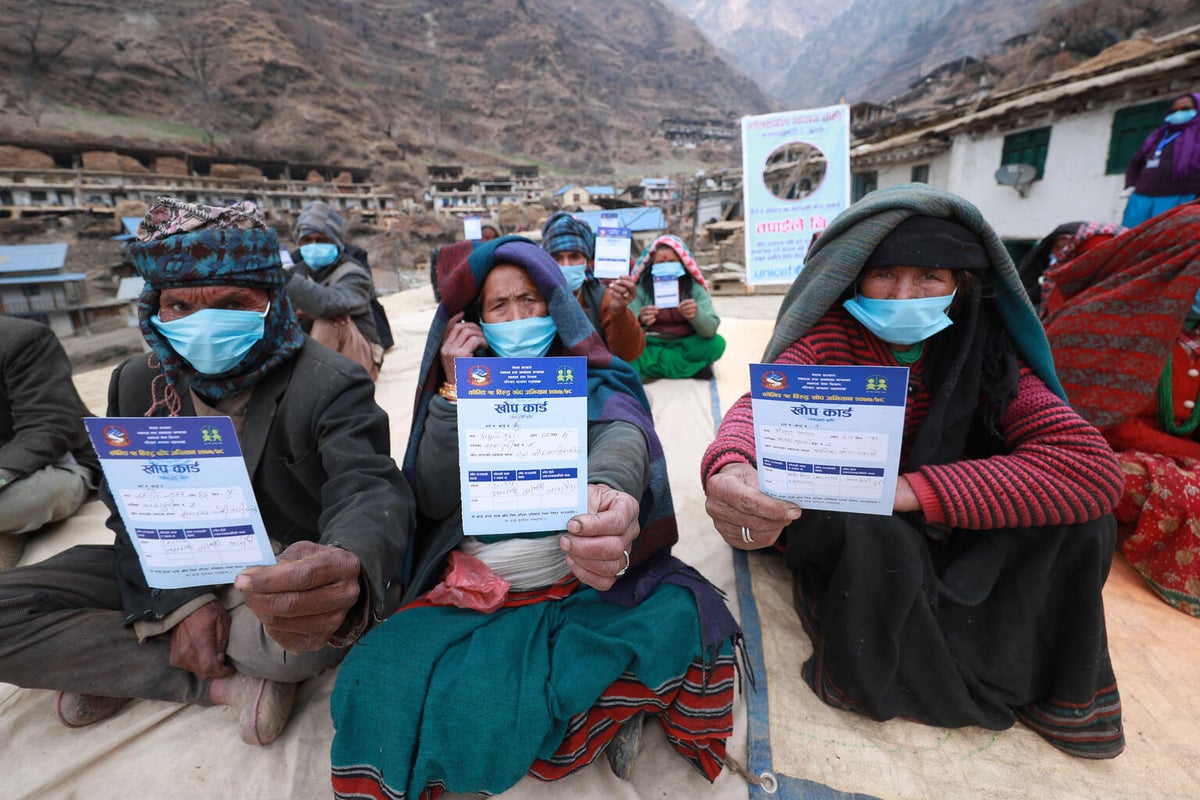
[
  {"xmin": 761, "ymin": 370, "xmax": 787, "ymax": 390},
  {"xmin": 102, "ymin": 425, "xmax": 130, "ymax": 447},
  {"xmin": 467, "ymin": 365, "xmax": 492, "ymax": 387}
]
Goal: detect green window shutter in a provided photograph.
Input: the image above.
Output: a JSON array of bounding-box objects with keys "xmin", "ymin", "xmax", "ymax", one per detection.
[
  {"xmin": 1000, "ymin": 127, "xmax": 1051, "ymax": 180},
  {"xmin": 852, "ymin": 171, "xmax": 878, "ymax": 202},
  {"xmin": 1107, "ymin": 100, "xmax": 1170, "ymax": 174}
]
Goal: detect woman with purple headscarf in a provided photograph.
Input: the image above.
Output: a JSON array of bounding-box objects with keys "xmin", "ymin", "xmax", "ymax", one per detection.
[{"xmin": 1122, "ymin": 91, "xmax": 1200, "ymax": 228}]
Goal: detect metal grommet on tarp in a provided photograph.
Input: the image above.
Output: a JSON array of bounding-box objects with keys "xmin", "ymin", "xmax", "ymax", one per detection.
[{"xmin": 758, "ymin": 771, "xmax": 779, "ymax": 794}]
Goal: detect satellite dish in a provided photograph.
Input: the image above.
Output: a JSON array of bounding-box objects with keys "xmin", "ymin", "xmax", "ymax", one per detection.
[{"xmin": 994, "ymin": 163, "xmax": 1037, "ymax": 197}]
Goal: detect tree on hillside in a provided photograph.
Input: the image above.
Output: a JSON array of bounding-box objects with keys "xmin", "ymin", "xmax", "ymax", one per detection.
[
  {"xmin": 160, "ymin": 28, "xmax": 219, "ymax": 104},
  {"xmin": 16, "ymin": 8, "xmax": 79, "ymax": 73}
]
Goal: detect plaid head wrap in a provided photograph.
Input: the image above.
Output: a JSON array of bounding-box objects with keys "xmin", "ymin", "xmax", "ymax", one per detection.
[
  {"xmin": 540, "ymin": 212, "xmax": 595, "ymax": 259},
  {"xmin": 408, "ymin": 235, "xmax": 679, "ymax": 565},
  {"xmin": 130, "ymin": 197, "xmax": 304, "ymax": 411}
]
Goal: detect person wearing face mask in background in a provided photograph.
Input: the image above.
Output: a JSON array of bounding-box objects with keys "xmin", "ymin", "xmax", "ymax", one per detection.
[
  {"xmin": 330, "ymin": 236, "xmax": 741, "ymax": 798},
  {"xmin": 1122, "ymin": 92, "xmax": 1200, "ymax": 229},
  {"xmin": 702, "ymin": 184, "xmax": 1126, "ymax": 759},
  {"xmin": 0, "ymin": 198, "xmax": 413, "ymax": 746},
  {"xmin": 628, "ymin": 235, "xmax": 725, "ymax": 381},
  {"xmin": 288, "ymin": 200, "xmax": 385, "ymax": 380},
  {"xmin": 540, "ymin": 211, "xmax": 644, "ymax": 363}
]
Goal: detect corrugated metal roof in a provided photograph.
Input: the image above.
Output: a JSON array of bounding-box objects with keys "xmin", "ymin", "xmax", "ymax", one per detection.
[
  {"xmin": 0, "ymin": 272, "xmax": 86, "ymax": 285},
  {"xmin": 0, "ymin": 244, "xmax": 70, "ymax": 273},
  {"xmin": 568, "ymin": 206, "xmax": 667, "ymax": 233},
  {"xmin": 583, "ymin": 186, "xmax": 615, "ymax": 195},
  {"xmin": 111, "ymin": 217, "xmax": 143, "ymax": 241}
]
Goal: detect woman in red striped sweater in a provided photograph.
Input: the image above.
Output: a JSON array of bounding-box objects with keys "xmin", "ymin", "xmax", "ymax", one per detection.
[{"xmin": 702, "ymin": 184, "xmax": 1126, "ymax": 759}]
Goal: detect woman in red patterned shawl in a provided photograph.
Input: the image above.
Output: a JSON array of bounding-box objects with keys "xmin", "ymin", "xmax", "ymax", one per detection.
[{"xmin": 1043, "ymin": 200, "xmax": 1200, "ymax": 618}]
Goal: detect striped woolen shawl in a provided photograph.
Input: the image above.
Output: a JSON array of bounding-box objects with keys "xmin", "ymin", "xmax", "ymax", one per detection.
[
  {"xmin": 405, "ymin": 235, "xmax": 678, "ymax": 563},
  {"xmin": 764, "ymin": 183, "xmax": 1063, "ymax": 397},
  {"xmin": 1043, "ymin": 200, "xmax": 1200, "ymax": 430}
]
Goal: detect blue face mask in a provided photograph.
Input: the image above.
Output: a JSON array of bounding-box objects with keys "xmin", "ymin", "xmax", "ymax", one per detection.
[
  {"xmin": 560, "ymin": 264, "xmax": 587, "ymax": 292},
  {"xmin": 651, "ymin": 261, "xmax": 686, "ymax": 279},
  {"xmin": 842, "ymin": 291, "xmax": 956, "ymax": 346},
  {"xmin": 480, "ymin": 315, "xmax": 557, "ymax": 358},
  {"xmin": 1190, "ymin": 288, "xmax": 1200, "ymax": 321},
  {"xmin": 151, "ymin": 304, "xmax": 270, "ymax": 374},
  {"xmin": 299, "ymin": 242, "xmax": 340, "ymax": 269},
  {"xmin": 1165, "ymin": 109, "xmax": 1197, "ymax": 126}
]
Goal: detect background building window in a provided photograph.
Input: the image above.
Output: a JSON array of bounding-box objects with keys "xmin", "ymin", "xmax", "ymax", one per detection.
[
  {"xmin": 1000, "ymin": 127, "xmax": 1052, "ymax": 180},
  {"xmin": 852, "ymin": 171, "xmax": 878, "ymax": 202},
  {"xmin": 910, "ymin": 164, "xmax": 930, "ymax": 183},
  {"xmin": 1107, "ymin": 100, "xmax": 1171, "ymax": 174}
]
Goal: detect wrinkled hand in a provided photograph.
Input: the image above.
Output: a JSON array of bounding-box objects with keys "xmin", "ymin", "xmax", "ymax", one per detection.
[
  {"xmin": 607, "ymin": 275, "xmax": 637, "ymax": 314},
  {"xmin": 234, "ymin": 541, "xmax": 362, "ymax": 654},
  {"xmin": 439, "ymin": 311, "xmax": 487, "ymax": 382},
  {"xmin": 561, "ymin": 484, "xmax": 640, "ymax": 590},
  {"xmin": 893, "ymin": 475, "xmax": 920, "ymax": 513},
  {"xmin": 704, "ymin": 462, "xmax": 802, "ymax": 550},
  {"xmin": 169, "ymin": 600, "xmax": 235, "ymax": 679},
  {"xmin": 679, "ymin": 298, "xmax": 698, "ymax": 320},
  {"xmin": 638, "ymin": 305, "xmax": 658, "ymax": 328}
]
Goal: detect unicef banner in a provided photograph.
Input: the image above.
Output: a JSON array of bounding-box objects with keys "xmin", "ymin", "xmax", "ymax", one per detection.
[{"xmin": 741, "ymin": 105, "xmax": 850, "ymax": 285}]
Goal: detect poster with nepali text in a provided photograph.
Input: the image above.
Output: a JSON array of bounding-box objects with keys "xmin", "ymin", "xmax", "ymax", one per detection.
[{"xmin": 741, "ymin": 105, "xmax": 850, "ymax": 285}]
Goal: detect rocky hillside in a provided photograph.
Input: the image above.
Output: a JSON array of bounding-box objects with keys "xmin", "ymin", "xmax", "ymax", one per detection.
[
  {"xmin": 664, "ymin": 0, "xmax": 853, "ymax": 97},
  {"xmin": 671, "ymin": 0, "xmax": 1200, "ymax": 108},
  {"xmin": 0, "ymin": 0, "xmax": 773, "ymax": 185}
]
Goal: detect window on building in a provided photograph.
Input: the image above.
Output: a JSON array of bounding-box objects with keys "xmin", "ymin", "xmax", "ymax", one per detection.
[
  {"xmin": 1000, "ymin": 127, "xmax": 1051, "ymax": 180},
  {"xmin": 852, "ymin": 171, "xmax": 878, "ymax": 202},
  {"xmin": 910, "ymin": 164, "xmax": 930, "ymax": 183},
  {"xmin": 21, "ymin": 284, "xmax": 42, "ymax": 297},
  {"xmin": 1107, "ymin": 100, "xmax": 1172, "ymax": 174}
]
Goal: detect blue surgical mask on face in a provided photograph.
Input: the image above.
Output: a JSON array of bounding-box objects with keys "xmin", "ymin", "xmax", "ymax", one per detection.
[
  {"xmin": 299, "ymin": 242, "xmax": 339, "ymax": 269},
  {"xmin": 1165, "ymin": 109, "xmax": 1197, "ymax": 126},
  {"xmin": 842, "ymin": 291, "xmax": 956, "ymax": 346},
  {"xmin": 560, "ymin": 264, "xmax": 587, "ymax": 292},
  {"xmin": 651, "ymin": 261, "xmax": 686, "ymax": 279},
  {"xmin": 150, "ymin": 304, "xmax": 270, "ymax": 374},
  {"xmin": 1190, "ymin": 288, "xmax": 1200, "ymax": 321},
  {"xmin": 480, "ymin": 315, "xmax": 557, "ymax": 358}
]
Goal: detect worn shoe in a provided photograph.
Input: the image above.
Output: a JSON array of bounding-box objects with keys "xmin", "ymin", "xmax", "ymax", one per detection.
[
  {"xmin": 209, "ymin": 672, "xmax": 298, "ymax": 746},
  {"xmin": 54, "ymin": 692, "xmax": 132, "ymax": 728},
  {"xmin": 0, "ymin": 532, "xmax": 26, "ymax": 571},
  {"xmin": 605, "ymin": 711, "xmax": 645, "ymax": 780}
]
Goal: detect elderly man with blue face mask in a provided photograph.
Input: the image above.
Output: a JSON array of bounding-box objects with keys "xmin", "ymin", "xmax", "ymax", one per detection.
[
  {"xmin": 540, "ymin": 212, "xmax": 644, "ymax": 363},
  {"xmin": 288, "ymin": 200, "xmax": 385, "ymax": 379},
  {"xmin": 0, "ymin": 197, "xmax": 414, "ymax": 747}
]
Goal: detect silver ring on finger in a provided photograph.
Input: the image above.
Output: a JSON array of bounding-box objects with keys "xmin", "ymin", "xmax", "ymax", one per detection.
[
  {"xmin": 740, "ymin": 525, "xmax": 754, "ymax": 544},
  {"xmin": 615, "ymin": 549, "xmax": 630, "ymax": 577}
]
